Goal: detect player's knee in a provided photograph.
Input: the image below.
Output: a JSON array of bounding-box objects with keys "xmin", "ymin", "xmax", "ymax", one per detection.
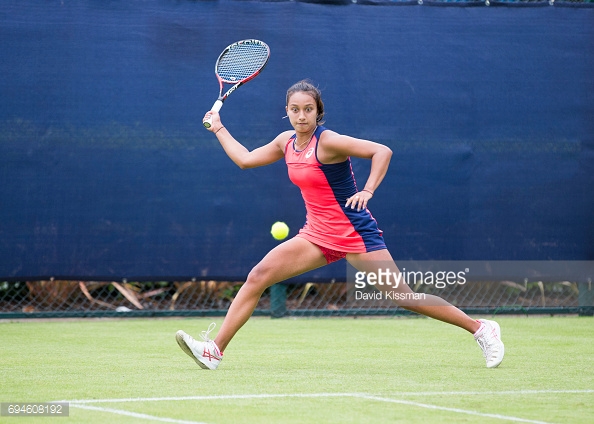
[{"xmin": 245, "ymin": 264, "xmax": 274, "ymax": 291}]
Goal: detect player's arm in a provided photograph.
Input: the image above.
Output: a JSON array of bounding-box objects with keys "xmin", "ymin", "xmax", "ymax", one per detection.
[
  {"xmin": 319, "ymin": 131, "xmax": 393, "ymax": 194},
  {"xmin": 204, "ymin": 110, "xmax": 287, "ymax": 169},
  {"xmin": 319, "ymin": 131, "xmax": 392, "ymax": 211}
]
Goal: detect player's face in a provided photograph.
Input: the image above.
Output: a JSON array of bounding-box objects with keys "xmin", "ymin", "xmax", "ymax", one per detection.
[{"xmin": 286, "ymin": 91, "xmax": 318, "ymax": 134}]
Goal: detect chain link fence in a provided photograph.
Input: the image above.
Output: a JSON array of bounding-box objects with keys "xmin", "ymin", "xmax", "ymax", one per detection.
[{"xmin": 1, "ymin": 278, "xmax": 591, "ymax": 319}]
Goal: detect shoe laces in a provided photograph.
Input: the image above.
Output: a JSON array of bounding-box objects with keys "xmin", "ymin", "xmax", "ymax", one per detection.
[
  {"xmin": 199, "ymin": 322, "xmax": 222, "ymax": 358},
  {"xmin": 476, "ymin": 325, "xmax": 499, "ymax": 359},
  {"xmin": 200, "ymin": 322, "xmax": 217, "ymax": 343},
  {"xmin": 476, "ymin": 335, "xmax": 490, "ymax": 359}
]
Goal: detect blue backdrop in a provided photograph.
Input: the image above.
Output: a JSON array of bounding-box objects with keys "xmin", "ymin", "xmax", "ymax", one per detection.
[{"xmin": 1, "ymin": 1, "xmax": 593, "ymax": 281}]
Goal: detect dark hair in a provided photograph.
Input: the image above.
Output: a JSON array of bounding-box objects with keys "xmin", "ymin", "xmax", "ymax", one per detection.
[{"xmin": 286, "ymin": 79, "xmax": 325, "ymax": 125}]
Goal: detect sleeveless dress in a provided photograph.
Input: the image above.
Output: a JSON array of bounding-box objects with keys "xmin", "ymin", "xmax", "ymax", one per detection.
[{"xmin": 284, "ymin": 126, "xmax": 386, "ymax": 253}]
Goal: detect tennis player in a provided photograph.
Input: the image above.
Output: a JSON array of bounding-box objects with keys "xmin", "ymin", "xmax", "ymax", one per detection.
[{"xmin": 176, "ymin": 80, "xmax": 504, "ymax": 370}]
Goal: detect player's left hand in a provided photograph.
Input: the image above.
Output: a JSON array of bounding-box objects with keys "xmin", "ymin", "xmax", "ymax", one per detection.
[{"xmin": 345, "ymin": 190, "xmax": 373, "ymax": 212}]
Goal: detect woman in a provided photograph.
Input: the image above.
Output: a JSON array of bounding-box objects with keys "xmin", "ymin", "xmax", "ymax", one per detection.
[{"xmin": 176, "ymin": 80, "xmax": 504, "ymax": 370}]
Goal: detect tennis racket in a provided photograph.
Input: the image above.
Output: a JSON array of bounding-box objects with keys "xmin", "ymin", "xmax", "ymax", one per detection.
[{"xmin": 203, "ymin": 39, "xmax": 270, "ymax": 129}]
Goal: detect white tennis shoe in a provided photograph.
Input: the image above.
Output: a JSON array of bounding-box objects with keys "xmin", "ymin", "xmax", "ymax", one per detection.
[
  {"xmin": 474, "ymin": 319, "xmax": 505, "ymax": 368},
  {"xmin": 176, "ymin": 322, "xmax": 223, "ymax": 370}
]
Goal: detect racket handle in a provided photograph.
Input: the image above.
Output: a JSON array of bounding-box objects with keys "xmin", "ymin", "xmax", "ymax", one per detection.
[{"xmin": 203, "ymin": 100, "xmax": 224, "ymax": 129}]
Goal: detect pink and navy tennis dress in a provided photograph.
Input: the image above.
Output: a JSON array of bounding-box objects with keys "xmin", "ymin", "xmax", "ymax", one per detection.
[{"xmin": 284, "ymin": 126, "xmax": 386, "ymax": 258}]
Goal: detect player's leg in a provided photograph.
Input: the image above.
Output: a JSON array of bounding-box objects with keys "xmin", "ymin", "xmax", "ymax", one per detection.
[
  {"xmin": 214, "ymin": 237, "xmax": 326, "ymax": 351},
  {"xmin": 346, "ymin": 249, "xmax": 504, "ymax": 368},
  {"xmin": 347, "ymin": 248, "xmax": 478, "ymax": 331},
  {"xmin": 177, "ymin": 237, "xmax": 326, "ymax": 368}
]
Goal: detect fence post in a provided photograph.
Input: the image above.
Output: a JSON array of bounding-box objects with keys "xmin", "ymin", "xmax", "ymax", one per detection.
[
  {"xmin": 578, "ymin": 280, "xmax": 593, "ymax": 317},
  {"xmin": 270, "ymin": 284, "xmax": 287, "ymax": 318}
]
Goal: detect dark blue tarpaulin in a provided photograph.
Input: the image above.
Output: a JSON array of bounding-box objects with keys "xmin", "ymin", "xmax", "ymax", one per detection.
[{"xmin": 1, "ymin": 1, "xmax": 593, "ymax": 281}]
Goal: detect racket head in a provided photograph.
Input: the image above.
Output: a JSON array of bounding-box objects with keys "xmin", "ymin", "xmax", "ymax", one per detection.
[{"xmin": 215, "ymin": 39, "xmax": 270, "ymax": 85}]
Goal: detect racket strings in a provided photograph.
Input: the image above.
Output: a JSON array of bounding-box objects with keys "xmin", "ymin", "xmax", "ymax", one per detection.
[{"xmin": 217, "ymin": 43, "xmax": 269, "ymax": 82}]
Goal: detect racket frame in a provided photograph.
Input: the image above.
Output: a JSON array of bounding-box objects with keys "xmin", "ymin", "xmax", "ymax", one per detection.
[{"xmin": 204, "ymin": 39, "xmax": 270, "ymax": 128}]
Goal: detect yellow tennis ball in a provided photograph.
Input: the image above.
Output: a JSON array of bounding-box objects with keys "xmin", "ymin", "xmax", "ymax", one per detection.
[{"xmin": 270, "ymin": 221, "xmax": 289, "ymax": 240}]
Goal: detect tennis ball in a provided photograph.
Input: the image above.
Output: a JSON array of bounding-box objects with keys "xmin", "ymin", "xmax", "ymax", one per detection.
[{"xmin": 270, "ymin": 221, "xmax": 289, "ymax": 240}]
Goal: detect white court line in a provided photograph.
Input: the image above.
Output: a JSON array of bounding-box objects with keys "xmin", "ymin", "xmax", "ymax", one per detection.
[
  {"xmin": 61, "ymin": 389, "xmax": 594, "ymax": 404},
  {"xmin": 63, "ymin": 392, "xmax": 343, "ymax": 404},
  {"xmin": 70, "ymin": 403, "xmax": 207, "ymax": 424},
  {"xmin": 357, "ymin": 394, "xmax": 552, "ymax": 424},
  {"xmin": 58, "ymin": 390, "xmax": 593, "ymax": 424},
  {"xmin": 373, "ymin": 389, "xmax": 594, "ymax": 396}
]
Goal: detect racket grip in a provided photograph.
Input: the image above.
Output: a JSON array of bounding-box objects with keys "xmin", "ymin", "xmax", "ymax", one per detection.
[{"xmin": 203, "ymin": 100, "xmax": 224, "ymax": 129}]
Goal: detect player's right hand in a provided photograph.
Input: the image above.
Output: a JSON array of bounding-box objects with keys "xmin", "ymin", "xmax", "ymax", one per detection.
[{"xmin": 203, "ymin": 110, "xmax": 222, "ymax": 132}]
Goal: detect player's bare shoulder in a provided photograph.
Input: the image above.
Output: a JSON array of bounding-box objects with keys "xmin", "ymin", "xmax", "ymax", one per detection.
[
  {"xmin": 318, "ymin": 129, "xmax": 351, "ymax": 149},
  {"xmin": 272, "ymin": 130, "xmax": 296, "ymax": 150},
  {"xmin": 317, "ymin": 129, "xmax": 350, "ymax": 163},
  {"xmin": 319, "ymin": 130, "xmax": 387, "ymax": 162}
]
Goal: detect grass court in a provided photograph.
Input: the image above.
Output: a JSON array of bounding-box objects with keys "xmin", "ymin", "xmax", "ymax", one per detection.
[{"xmin": 1, "ymin": 316, "xmax": 593, "ymax": 423}]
